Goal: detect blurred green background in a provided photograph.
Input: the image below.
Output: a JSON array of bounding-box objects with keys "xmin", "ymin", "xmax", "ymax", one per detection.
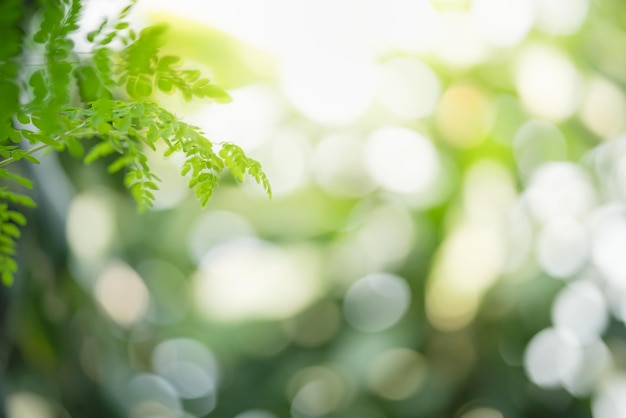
[{"xmin": 3, "ymin": 0, "xmax": 626, "ymax": 417}]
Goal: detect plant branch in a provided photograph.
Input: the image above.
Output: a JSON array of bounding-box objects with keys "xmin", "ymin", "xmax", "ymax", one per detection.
[
  {"xmin": 0, "ymin": 119, "xmax": 122, "ymax": 168},
  {"xmin": 0, "ymin": 143, "xmax": 48, "ymax": 168}
]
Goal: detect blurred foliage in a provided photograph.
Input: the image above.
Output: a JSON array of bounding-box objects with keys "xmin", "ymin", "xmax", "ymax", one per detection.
[{"xmin": 3, "ymin": 1, "xmax": 626, "ymax": 418}]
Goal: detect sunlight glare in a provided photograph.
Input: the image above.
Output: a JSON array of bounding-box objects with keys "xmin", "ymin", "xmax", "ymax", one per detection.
[
  {"xmin": 94, "ymin": 261, "xmax": 149, "ymax": 328},
  {"xmin": 536, "ymin": 218, "xmax": 588, "ymax": 278},
  {"xmin": 366, "ymin": 0, "xmax": 442, "ymax": 54},
  {"xmin": 193, "ymin": 238, "xmax": 319, "ymax": 321},
  {"xmin": 426, "ymin": 220, "xmax": 504, "ymax": 331},
  {"xmin": 436, "ymin": 84, "xmax": 493, "ymax": 148},
  {"xmin": 591, "ymin": 211, "xmax": 626, "ymax": 291},
  {"xmin": 515, "ymin": 45, "xmax": 583, "ymax": 121},
  {"xmin": 581, "ymin": 76, "xmax": 626, "ymax": 139},
  {"xmin": 563, "ymin": 340, "xmax": 610, "ymax": 396},
  {"xmin": 533, "ymin": 0, "xmax": 589, "ymax": 36},
  {"xmin": 436, "ymin": 10, "xmax": 489, "ymax": 67},
  {"xmin": 470, "ymin": 0, "xmax": 534, "ymax": 47},
  {"xmin": 524, "ymin": 327, "xmax": 582, "ymax": 389},
  {"xmin": 280, "ymin": 52, "xmax": 376, "ymax": 126},
  {"xmin": 592, "ymin": 375, "xmax": 626, "ymax": 418},
  {"xmin": 364, "ymin": 127, "xmax": 440, "ymax": 194},
  {"xmin": 524, "ymin": 163, "xmax": 596, "ymax": 222},
  {"xmin": 377, "ymin": 57, "xmax": 441, "ymax": 119},
  {"xmin": 66, "ymin": 192, "xmax": 115, "ymax": 261},
  {"xmin": 552, "ymin": 280, "xmax": 608, "ymax": 343}
]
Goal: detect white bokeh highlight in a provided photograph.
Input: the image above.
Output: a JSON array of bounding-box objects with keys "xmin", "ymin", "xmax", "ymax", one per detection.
[
  {"xmin": 364, "ymin": 127, "xmax": 440, "ymax": 195},
  {"xmin": 152, "ymin": 339, "xmax": 219, "ymax": 401},
  {"xmin": 377, "ymin": 57, "xmax": 440, "ymax": 119},
  {"xmin": 533, "ymin": 0, "xmax": 589, "ymax": 36},
  {"xmin": 536, "ymin": 218, "xmax": 588, "ymax": 278},
  {"xmin": 470, "ymin": 0, "xmax": 535, "ymax": 47},
  {"xmin": 343, "ymin": 273, "xmax": 411, "ymax": 332},
  {"xmin": 552, "ymin": 280, "xmax": 608, "ymax": 343},
  {"xmin": 524, "ymin": 327, "xmax": 582, "ymax": 389},
  {"xmin": 524, "ymin": 163, "xmax": 596, "ymax": 222},
  {"xmin": 280, "ymin": 52, "xmax": 376, "ymax": 126},
  {"xmin": 515, "ymin": 45, "xmax": 583, "ymax": 121},
  {"xmin": 194, "ymin": 238, "xmax": 319, "ymax": 321}
]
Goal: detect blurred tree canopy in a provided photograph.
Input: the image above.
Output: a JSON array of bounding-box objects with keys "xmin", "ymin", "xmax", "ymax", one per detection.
[{"xmin": 3, "ymin": 1, "xmax": 626, "ymax": 418}]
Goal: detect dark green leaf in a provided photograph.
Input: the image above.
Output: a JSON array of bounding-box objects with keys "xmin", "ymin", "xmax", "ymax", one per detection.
[{"xmin": 7, "ymin": 211, "xmax": 26, "ymax": 226}]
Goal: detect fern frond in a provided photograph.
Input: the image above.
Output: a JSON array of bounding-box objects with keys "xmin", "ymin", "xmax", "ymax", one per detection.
[
  {"xmin": 64, "ymin": 99, "xmax": 270, "ymax": 209},
  {"xmin": 0, "ymin": 0, "xmax": 22, "ymax": 143},
  {"xmin": 0, "ymin": 190, "xmax": 33, "ymax": 286},
  {"xmin": 0, "ymin": 0, "xmax": 271, "ymax": 285}
]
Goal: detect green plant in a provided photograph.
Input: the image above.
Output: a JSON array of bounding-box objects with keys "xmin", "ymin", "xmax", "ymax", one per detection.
[{"xmin": 0, "ymin": 0, "xmax": 271, "ymax": 285}]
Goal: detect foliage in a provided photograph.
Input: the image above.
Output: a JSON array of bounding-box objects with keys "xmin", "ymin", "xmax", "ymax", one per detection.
[
  {"xmin": 0, "ymin": 0, "xmax": 271, "ymax": 285},
  {"xmin": 4, "ymin": 0, "xmax": 626, "ymax": 417}
]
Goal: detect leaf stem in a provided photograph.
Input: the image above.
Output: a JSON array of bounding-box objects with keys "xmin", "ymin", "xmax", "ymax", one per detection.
[
  {"xmin": 0, "ymin": 143, "xmax": 48, "ymax": 168},
  {"xmin": 0, "ymin": 122, "xmax": 102, "ymax": 168}
]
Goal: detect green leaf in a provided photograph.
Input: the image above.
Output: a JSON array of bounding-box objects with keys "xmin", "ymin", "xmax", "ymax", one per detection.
[
  {"xmin": 29, "ymin": 69, "xmax": 47, "ymax": 100},
  {"xmin": 7, "ymin": 211, "xmax": 26, "ymax": 226},
  {"xmin": 16, "ymin": 114, "xmax": 29, "ymax": 124},
  {"xmin": 3, "ymin": 192, "xmax": 36, "ymax": 208},
  {"xmin": 114, "ymin": 113, "xmax": 132, "ymax": 131},
  {"xmin": 157, "ymin": 55, "xmax": 179, "ymax": 70},
  {"xmin": 85, "ymin": 141, "xmax": 115, "ymax": 164},
  {"xmin": 87, "ymin": 30, "xmax": 97, "ymax": 42},
  {"xmin": 1, "ymin": 169, "xmax": 33, "ymax": 189},
  {"xmin": 125, "ymin": 75, "xmax": 138, "ymax": 97},
  {"xmin": 21, "ymin": 154, "xmax": 40, "ymax": 165},
  {"xmin": 107, "ymin": 155, "xmax": 134, "ymax": 173},
  {"xmin": 192, "ymin": 79, "xmax": 210, "ymax": 91},
  {"xmin": 7, "ymin": 129, "xmax": 21, "ymax": 143},
  {"xmin": 126, "ymin": 75, "xmax": 153, "ymax": 98},
  {"xmin": 181, "ymin": 163, "xmax": 191, "ymax": 176},
  {"xmin": 29, "ymin": 132, "xmax": 61, "ymax": 149},
  {"xmin": 2, "ymin": 223, "xmax": 20, "ymax": 238},
  {"xmin": 65, "ymin": 136, "xmax": 84, "ymax": 158},
  {"xmin": 144, "ymin": 181, "xmax": 158, "ymax": 190},
  {"xmin": 18, "ymin": 195, "xmax": 36, "ymax": 208},
  {"xmin": 2, "ymin": 271, "xmax": 13, "ymax": 286},
  {"xmin": 97, "ymin": 122, "xmax": 112, "ymax": 134},
  {"xmin": 135, "ymin": 76, "xmax": 153, "ymax": 97},
  {"xmin": 157, "ymin": 77, "xmax": 173, "ymax": 93},
  {"xmin": 201, "ymin": 85, "xmax": 232, "ymax": 103},
  {"xmin": 76, "ymin": 65, "xmax": 110, "ymax": 103},
  {"xmin": 183, "ymin": 69, "xmax": 201, "ymax": 83}
]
